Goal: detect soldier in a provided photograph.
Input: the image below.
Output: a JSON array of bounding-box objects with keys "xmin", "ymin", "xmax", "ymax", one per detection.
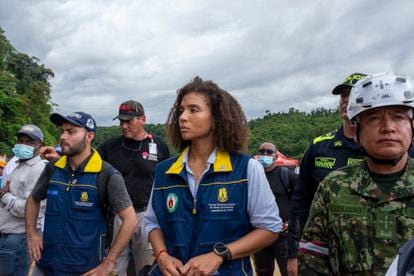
[{"xmin": 298, "ymin": 72, "xmax": 414, "ymax": 274}]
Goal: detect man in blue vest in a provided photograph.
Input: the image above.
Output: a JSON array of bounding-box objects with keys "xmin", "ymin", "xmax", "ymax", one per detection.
[{"xmin": 25, "ymin": 111, "xmax": 137, "ymax": 275}]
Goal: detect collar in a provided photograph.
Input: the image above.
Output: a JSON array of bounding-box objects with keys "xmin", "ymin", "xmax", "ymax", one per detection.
[
  {"xmin": 54, "ymin": 148, "xmax": 102, "ymax": 173},
  {"xmin": 333, "ymin": 126, "xmax": 361, "ymax": 150},
  {"xmin": 348, "ymin": 158, "xmax": 414, "ymax": 203},
  {"xmin": 166, "ymin": 147, "xmax": 233, "ymax": 175},
  {"xmin": 18, "ymin": 154, "xmax": 42, "ymax": 166}
]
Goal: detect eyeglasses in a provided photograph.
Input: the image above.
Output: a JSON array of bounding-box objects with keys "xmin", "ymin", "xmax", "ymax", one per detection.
[{"xmin": 258, "ymin": 149, "xmax": 275, "ymax": 155}]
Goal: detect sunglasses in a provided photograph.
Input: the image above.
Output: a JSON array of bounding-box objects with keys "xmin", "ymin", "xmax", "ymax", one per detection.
[{"xmin": 258, "ymin": 149, "xmax": 275, "ymax": 155}]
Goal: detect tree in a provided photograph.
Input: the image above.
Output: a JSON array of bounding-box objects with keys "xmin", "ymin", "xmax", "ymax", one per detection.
[{"xmin": 0, "ymin": 27, "xmax": 57, "ymax": 155}]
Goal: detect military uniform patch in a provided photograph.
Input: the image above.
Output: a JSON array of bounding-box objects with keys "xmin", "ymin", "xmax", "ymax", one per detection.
[
  {"xmin": 347, "ymin": 158, "xmax": 363, "ymax": 166},
  {"xmin": 315, "ymin": 157, "xmax": 336, "ymax": 169}
]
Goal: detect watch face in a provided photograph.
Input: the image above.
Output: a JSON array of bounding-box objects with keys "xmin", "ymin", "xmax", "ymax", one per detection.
[{"xmin": 214, "ymin": 243, "xmax": 227, "ymax": 254}]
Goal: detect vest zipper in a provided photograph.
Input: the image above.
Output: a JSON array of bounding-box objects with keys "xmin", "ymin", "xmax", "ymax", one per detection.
[
  {"xmin": 67, "ymin": 176, "xmax": 77, "ymax": 191},
  {"xmin": 192, "ymin": 198, "xmax": 197, "ymax": 215},
  {"xmin": 193, "ymin": 178, "xmax": 201, "ymax": 215}
]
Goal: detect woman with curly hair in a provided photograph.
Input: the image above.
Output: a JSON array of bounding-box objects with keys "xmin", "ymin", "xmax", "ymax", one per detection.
[{"xmin": 144, "ymin": 76, "xmax": 282, "ymax": 275}]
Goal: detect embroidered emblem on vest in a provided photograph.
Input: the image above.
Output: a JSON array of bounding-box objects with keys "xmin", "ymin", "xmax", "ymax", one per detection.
[
  {"xmin": 166, "ymin": 193, "xmax": 178, "ymax": 213},
  {"xmin": 218, "ymin": 188, "xmax": 228, "ymax": 203},
  {"xmin": 315, "ymin": 157, "xmax": 336, "ymax": 169},
  {"xmin": 81, "ymin": 192, "xmax": 88, "ymax": 202}
]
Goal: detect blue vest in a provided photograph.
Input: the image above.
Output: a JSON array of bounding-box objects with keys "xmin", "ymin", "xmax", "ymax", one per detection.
[
  {"xmin": 38, "ymin": 150, "xmax": 107, "ymax": 275},
  {"xmin": 398, "ymin": 238, "xmax": 414, "ymax": 275},
  {"xmin": 151, "ymin": 149, "xmax": 253, "ymax": 275}
]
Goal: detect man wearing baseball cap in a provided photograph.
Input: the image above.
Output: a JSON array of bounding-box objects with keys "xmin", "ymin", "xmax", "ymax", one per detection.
[
  {"xmin": 0, "ymin": 124, "xmax": 47, "ymax": 275},
  {"xmin": 99, "ymin": 100, "xmax": 170, "ymax": 275},
  {"xmin": 287, "ymin": 73, "xmax": 367, "ymax": 275},
  {"xmin": 25, "ymin": 111, "xmax": 137, "ymax": 275}
]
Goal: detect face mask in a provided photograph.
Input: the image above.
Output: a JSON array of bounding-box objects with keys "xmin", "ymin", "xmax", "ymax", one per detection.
[
  {"xmin": 258, "ymin": 155, "xmax": 274, "ymax": 168},
  {"xmin": 12, "ymin": 144, "xmax": 35, "ymax": 159}
]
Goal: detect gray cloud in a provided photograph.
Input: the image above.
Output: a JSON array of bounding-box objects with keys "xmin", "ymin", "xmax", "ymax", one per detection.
[{"xmin": 1, "ymin": 0, "xmax": 414, "ymax": 125}]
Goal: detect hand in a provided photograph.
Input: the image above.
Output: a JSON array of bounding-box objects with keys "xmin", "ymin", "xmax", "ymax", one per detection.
[
  {"xmin": 180, "ymin": 252, "xmax": 223, "ymax": 275},
  {"xmin": 82, "ymin": 258, "xmax": 115, "ymax": 276},
  {"xmin": 157, "ymin": 252, "xmax": 184, "ymax": 276},
  {"xmin": 282, "ymin": 221, "xmax": 289, "ymax": 233},
  {"xmin": 0, "ymin": 181, "xmax": 10, "ymax": 193},
  {"xmin": 287, "ymin": 258, "xmax": 298, "ymax": 276},
  {"xmin": 39, "ymin": 146, "xmax": 60, "ymax": 160},
  {"xmin": 27, "ymin": 232, "xmax": 43, "ymax": 262}
]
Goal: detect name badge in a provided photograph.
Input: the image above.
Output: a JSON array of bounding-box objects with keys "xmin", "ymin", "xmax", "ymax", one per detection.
[{"xmin": 149, "ymin": 143, "xmax": 157, "ymax": 155}]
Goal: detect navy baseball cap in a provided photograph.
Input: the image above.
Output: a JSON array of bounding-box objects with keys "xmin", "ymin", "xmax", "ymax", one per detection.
[
  {"xmin": 332, "ymin": 73, "xmax": 367, "ymax": 95},
  {"xmin": 50, "ymin": 112, "xmax": 97, "ymax": 133}
]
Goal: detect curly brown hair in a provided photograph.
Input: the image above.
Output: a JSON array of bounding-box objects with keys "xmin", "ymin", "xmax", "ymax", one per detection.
[{"xmin": 166, "ymin": 76, "xmax": 249, "ymax": 153}]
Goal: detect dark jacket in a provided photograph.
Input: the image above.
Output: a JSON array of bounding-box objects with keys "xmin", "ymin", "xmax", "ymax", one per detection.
[{"xmin": 288, "ymin": 126, "xmax": 364, "ymax": 258}]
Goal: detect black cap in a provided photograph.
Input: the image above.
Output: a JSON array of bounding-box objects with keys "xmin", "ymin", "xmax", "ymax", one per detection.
[
  {"xmin": 113, "ymin": 100, "xmax": 145, "ymax": 121},
  {"xmin": 332, "ymin": 73, "xmax": 367, "ymax": 95}
]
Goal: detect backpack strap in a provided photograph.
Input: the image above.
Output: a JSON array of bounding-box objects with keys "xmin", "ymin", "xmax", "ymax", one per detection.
[
  {"xmin": 98, "ymin": 161, "xmax": 117, "ymax": 210},
  {"xmin": 97, "ymin": 161, "xmax": 117, "ymax": 250}
]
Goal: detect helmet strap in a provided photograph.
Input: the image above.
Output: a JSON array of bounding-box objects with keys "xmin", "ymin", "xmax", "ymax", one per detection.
[{"xmin": 366, "ymin": 153, "xmax": 403, "ymax": 166}]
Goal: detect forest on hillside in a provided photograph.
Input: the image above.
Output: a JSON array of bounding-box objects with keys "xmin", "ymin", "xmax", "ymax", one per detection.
[
  {"xmin": 0, "ymin": 27, "xmax": 57, "ymax": 156},
  {"xmin": 94, "ymin": 108, "xmax": 342, "ymax": 160},
  {"xmin": 0, "ymin": 27, "xmax": 342, "ymax": 160}
]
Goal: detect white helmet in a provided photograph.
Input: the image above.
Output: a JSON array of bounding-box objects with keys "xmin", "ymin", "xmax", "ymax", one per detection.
[{"xmin": 347, "ymin": 72, "xmax": 414, "ymax": 121}]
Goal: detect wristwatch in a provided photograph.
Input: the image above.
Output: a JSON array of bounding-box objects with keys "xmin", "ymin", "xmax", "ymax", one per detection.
[{"xmin": 213, "ymin": 242, "xmax": 232, "ymax": 262}]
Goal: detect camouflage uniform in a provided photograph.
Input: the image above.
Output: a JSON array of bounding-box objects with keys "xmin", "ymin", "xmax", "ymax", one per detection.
[
  {"xmin": 288, "ymin": 127, "xmax": 364, "ymax": 258},
  {"xmin": 298, "ymin": 158, "xmax": 414, "ymax": 275}
]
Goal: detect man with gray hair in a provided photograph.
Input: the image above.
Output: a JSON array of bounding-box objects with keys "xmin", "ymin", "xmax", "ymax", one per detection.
[
  {"xmin": 0, "ymin": 124, "xmax": 46, "ymax": 275},
  {"xmin": 99, "ymin": 100, "xmax": 170, "ymax": 275}
]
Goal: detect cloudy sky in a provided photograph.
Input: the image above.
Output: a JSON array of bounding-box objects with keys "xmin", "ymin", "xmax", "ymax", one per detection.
[{"xmin": 1, "ymin": 0, "xmax": 414, "ymax": 125}]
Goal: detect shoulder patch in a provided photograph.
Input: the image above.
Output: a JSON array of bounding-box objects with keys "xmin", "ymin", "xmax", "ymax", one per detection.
[
  {"xmin": 313, "ymin": 131, "xmax": 336, "ymax": 144},
  {"xmin": 315, "ymin": 157, "xmax": 336, "ymax": 169}
]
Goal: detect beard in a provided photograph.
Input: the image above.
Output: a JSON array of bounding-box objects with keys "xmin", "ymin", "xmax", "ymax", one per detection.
[{"xmin": 61, "ymin": 134, "xmax": 87, "ymax": 157}]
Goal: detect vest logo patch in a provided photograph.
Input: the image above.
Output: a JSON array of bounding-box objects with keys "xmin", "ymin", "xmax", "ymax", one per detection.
[
  {"xmin": 218, "ymin": 188, "xmax": 228, "ymax": 203},
  {"xmin": 80, "ymin": 192, "xmax": 88, "ymax": 202},
  {"xmin": 315, "ymin": 157, "xmax": 336, "ymax": 169},
  {"xmin": 74, "ymin": 191, "xmax": 94, "ymax": 208},
  {"xmin": 166, "ymin": 193, "xmax": 178, "ymax": 213}
]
